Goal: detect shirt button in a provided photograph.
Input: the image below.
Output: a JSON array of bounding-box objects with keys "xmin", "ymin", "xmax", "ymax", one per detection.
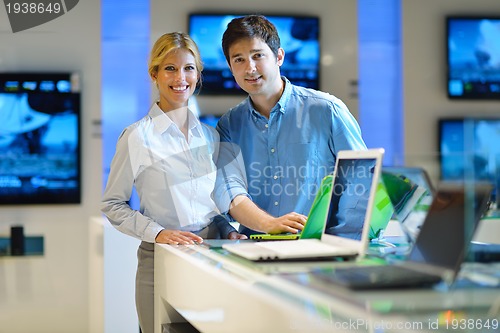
[
  {"xmin": 265, "ymin": 124, "xmax": 269, "ymax": 128},
  {"xmin": 274, "ymin": 201, "xmax": 279, "ymax": 206},
  {"xmin": 273, "ymin": 175, "xmax": 278, "ymax": 180},
  {"xmin": 271, "ymin": 148, "xmax": 275, "ymax": 153}
]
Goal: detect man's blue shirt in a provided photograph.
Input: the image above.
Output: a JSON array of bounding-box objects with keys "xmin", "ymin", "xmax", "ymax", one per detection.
[{"xmin": 214, "ymin": 77, "xmax": 367, "ymax": 236}]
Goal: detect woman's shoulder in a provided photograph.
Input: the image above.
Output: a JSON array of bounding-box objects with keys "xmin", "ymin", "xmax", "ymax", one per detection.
[{"xmin": 116, "ymin": 114, "xmax": 152, "ymax": 143}]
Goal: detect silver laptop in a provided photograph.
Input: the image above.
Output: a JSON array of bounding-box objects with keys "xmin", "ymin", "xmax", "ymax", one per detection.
[
  {"xmin": 311, "ymin": 182, "xmax": 493, "ymax": 289},
  {"xmin": 222, "ymin": 148, "xmax": 385, "ymax": 261}
]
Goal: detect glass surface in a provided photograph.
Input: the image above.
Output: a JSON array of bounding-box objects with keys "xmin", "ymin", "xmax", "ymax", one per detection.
[{"xmin": 439, "ymin": 118, "xmax": 500, "ymax": 205}]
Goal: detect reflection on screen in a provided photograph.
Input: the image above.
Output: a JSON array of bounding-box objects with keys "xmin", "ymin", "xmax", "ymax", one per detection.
[{"xmin": 325, "ymin": 158, "xmax": 376, "ymax": 240}]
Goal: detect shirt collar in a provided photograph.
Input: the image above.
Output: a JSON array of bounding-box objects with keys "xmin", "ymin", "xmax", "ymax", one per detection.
[
  {"xmin": 276, "ymin": 76, "xmax": 292, "ymax": 113},
  {"xmin": 247, "ymin": 76, "xmax": 291, "ymax": 118},
  {"xmin": 149, "ymin": 102, "xmax": 202, "ymax": 137},
  {"xmin": 188, "ymin": 108, "xmax": 203, "ymax": 137},
  {"xmin": 149, "ymin": 103, "xmax": 170, "ymax": 134}
]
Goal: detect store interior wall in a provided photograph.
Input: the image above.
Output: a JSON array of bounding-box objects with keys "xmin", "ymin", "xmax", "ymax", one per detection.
[
  {"xmin": 1, "ymin": 0, "xmax": 499, "ymax": 332},
  {"xmin": 0, "ymin": 1, "xmax": 103, "ymax": 332}
]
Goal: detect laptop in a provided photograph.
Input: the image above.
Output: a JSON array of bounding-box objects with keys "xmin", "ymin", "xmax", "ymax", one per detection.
[
  {"xmin": 311, "ymin": 182, "xmax": 493, "ymax": 289},
  {"xmin": 250, "ymin": 173, "xmax": 335, "ymax": 241},
  {"xmin": 379, "ymin": 166, "xmax": 435, "ymax": 242},
  {"xmin": 383, "ymin": 166, "xmax": 435, "ymax": 194},
  {"xmin": 201, "ymin": 173, "xmax": 335, "ymax": 249},
  {"xmin": 221, "ymin": 148, "xmax": 385, "ymax": 261}
]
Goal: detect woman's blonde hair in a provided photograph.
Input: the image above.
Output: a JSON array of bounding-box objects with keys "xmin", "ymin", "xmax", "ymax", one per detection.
[{"xmin": 148, "ymin": 32, "xmax": 203, "ymax": 85}]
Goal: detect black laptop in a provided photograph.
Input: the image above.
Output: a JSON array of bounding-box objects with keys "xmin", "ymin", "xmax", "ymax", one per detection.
[{"xmin": 311, "ymin": 182, "xmax": 493, "ymax": 290}]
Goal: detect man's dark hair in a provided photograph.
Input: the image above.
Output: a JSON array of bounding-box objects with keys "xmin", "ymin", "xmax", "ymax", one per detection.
[{"xmin": 221, "ymin": 15, "xmax": 281, "ymax": 64}]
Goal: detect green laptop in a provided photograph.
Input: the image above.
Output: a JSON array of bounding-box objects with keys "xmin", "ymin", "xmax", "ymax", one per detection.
[{"xmin": 250, "ymin": 174, "xmax": 334, "ymax": 241}]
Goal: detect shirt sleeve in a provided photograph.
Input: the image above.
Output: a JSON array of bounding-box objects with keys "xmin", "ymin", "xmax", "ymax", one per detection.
[
  {"xmin": 329, "ymin": 97, "xmax": 367, "ymax": 153},
  {"xmin": 327, "ymin": 99, "xmax": 370, "ymax": 239},
  {"xmin": 100, "ymin": 128, "xmax": 164, "ymax": 243},
  {"xmin": 212, "ymin": 214, "xmax": 237, "ymax": 238},
  {"xmin": 213, "ymin": 114, "xmax": 251, "ymax": 214}
]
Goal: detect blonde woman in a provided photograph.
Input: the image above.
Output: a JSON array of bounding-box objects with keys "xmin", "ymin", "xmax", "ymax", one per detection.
[{"xmin": 101, "ymin": 32, "xmax": 246, "ymax": 333}]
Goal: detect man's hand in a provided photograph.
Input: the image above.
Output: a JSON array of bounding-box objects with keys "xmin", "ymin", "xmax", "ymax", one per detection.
[
  {"xmin": 263, "ymin": 212, "xmax": 307, "ymax": 234},
  {"xmin": 229, "ymin": 196, "xmax": 307, "ymax": 234},
  {"xmin": 155, "ymin": 229, "xmax": 203, "ymax": 245}
]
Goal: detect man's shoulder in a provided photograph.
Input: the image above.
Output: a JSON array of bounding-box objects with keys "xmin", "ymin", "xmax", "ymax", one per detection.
[
  {"xmin": 286, "ymin": 85, "xmax": 350, "ymax": 117},
  {"xmin": 288, "ymin": 83, "xmax": 340, "ymax": 104},
  {"xmin": 219, "ymin": 98, "xmax": 249, "ymax": 124},
  {"xmin": 227, "ymin": 98, "xmax": 249, "ymax": 114}
]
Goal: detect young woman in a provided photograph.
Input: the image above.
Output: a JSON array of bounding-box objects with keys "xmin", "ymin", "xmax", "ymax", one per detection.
[{"xmin": 101, "ymin": 32, "xmax": 246, "ymax": 333}]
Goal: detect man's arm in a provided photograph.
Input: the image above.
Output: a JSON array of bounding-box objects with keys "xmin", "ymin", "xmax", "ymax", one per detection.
[
  {"xmin": 214, "ymin": 113, "xmax": 306, "ymax": 234},
  {"xmin": 229, "ymin": 195, "xmax": 307, "ymax": 234}
]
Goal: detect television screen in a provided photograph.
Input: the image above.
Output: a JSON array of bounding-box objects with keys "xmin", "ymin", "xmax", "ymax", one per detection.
[
  {"xmin": 446, "ymin": 16, "xmax": 500, "ymax": 99},
  {"xmin": 199, "ymin": 114, "xmax": 220, "ymax": 128},
  {"xmin": 439, "ymin": 118, "xmax": 500, "ymax": 190},
  {"xmin": 0, "ymin": 73, "xmax": 81, "ymax": 204},
  {"xmin": 189, "ymin": 13, "xmax": 320, "ymax": 95}
]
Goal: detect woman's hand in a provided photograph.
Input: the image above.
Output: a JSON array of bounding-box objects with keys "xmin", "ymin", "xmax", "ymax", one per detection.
[
  {"xmin": 155, "ymin": 229, "xmax": 203, "ymax": 245},
  {"xmin": 227, "ymin": 231, "xmax": 248, "ymax": 240}
]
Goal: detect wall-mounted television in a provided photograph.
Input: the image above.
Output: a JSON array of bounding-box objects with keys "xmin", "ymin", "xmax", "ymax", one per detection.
[
  {"xmin": 188, "ymin": 13, "xmax": 320, "ymax": 95},
  {"xmin": 438, "ymin": 118, "xmax": 500, "ymax": 193},
  {"xmin": 446, "ymin": 16, "xmax": 500, "ymax": 99},
  {"xmin": 199, "ymin": 114, "xmax": 220, "ymax": 128},
  {"xmin": 0, "ymin": 73, "xmax": 81, "ymax": 205}
]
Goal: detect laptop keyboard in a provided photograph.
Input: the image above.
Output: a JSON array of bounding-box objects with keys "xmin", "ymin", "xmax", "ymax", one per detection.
[{"xmin": 313, "ymin": 265, "xmax": 442, "ymax": 289}]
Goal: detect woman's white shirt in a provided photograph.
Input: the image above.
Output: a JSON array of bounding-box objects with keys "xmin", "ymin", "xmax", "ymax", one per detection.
[{"xmin": 101, "ymin": 103, "xmax": 220, "ymax": 243}]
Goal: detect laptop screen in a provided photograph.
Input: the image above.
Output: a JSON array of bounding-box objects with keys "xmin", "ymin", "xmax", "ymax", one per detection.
[{"xmin": 324, "ymin": 157, "xmax": 377, "ymax": 240}]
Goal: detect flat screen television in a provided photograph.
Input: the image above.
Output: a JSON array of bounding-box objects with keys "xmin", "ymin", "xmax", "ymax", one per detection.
[
  {"xmin": 199, "ymin": 114, "xmax": 220, "ymax": 128},
  {"xmin": 438, "ymin": 118, "xmax": 500, "ymax": 198},
  {"xmin": 446, "ymin": 16, "xmax": 500, "ymax": 99},
  {"xmin": 188, "ymin": 13, "xmax": 320, "ymax": 95},
  {"xmin": 0, "ymin": 72, "xmax": 81, "ymax": 204}
]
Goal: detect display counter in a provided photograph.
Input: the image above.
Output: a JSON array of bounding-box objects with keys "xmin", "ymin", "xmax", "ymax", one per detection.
[{"xmin": 154, "ymin": 243, "xmax": 500, "ymax": 333}]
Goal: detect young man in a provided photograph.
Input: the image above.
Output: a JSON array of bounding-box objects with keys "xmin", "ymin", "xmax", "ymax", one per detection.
[{"xmin": 214, "ymin": 15, "xmax": 367, "ymax": 237}]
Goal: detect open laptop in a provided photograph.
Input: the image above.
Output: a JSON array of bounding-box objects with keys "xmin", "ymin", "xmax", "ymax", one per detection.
[
  {"xmin": 221, "ymin": 148, "xmax": 385, "ymax": 261},
  {"xmin": 201, "ymin": 173, "xmax": 335, "ymax": 249},
  {"xmin": 250, "ymin": 173, "xmax": 335, "ymax": 241},
  {"xmin": 311, "ymin": 182, "xmax": 493, "ymax": 289},
  {"xmin": 383, "ymin": 166, "xmax": 435, "ymax": 194},
  {"xmin": 379, "ymin": 166, "xmax": 435, "ymax": 242}
]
